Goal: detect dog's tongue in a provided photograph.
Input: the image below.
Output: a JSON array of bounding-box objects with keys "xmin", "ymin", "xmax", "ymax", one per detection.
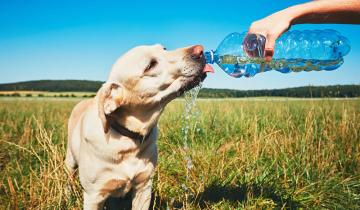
[{"xmin": 203, "ymin": 64, "xmax": 214, "ymax": 73}]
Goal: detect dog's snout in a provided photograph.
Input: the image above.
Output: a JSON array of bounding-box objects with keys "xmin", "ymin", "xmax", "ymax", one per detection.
[{"xmin": 190, "ymin": 45, "xmax": 204, "ymax": 60}]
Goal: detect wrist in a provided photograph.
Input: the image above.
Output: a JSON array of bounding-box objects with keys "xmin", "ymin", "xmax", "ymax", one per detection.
[{"xmin": 281, "ymin": 4, "xmax": 307, "ymax": 25}]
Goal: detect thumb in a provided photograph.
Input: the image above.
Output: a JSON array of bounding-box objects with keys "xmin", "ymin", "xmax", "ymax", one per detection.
[{"xmin": 264, "ymin": 35, "xmax": 276, "ymax": 62}]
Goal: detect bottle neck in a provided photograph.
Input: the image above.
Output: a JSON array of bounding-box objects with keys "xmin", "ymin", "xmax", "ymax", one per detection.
[{"xmin": 204, "ymin": 50, "xmax": 215, "ymax": 64}]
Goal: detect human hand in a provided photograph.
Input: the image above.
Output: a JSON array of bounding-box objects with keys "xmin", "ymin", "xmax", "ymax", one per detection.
[{"xmin": 247, "ymin": 11, "xmax": 292, "ymax": 61}]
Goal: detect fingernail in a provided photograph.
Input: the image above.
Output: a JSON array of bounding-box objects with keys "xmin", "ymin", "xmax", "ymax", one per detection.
[{"xmin": 265, "ymin": 50, "xmax": 274, "ymax": 58}]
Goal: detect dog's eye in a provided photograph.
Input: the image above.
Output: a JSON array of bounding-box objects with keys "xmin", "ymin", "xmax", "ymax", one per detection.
[
  {"xmin": 145, "ymin": 59, "xmax": 157, "ymax": 72},
  {"xmin": 163, "ymin": 47, "xmax": 167, "ymax": 50}
]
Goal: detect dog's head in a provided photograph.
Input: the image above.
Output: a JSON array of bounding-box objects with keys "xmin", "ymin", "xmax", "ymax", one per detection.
[{"xmin": 97, "ymin": 44, "xmax": 209, "ymax": 134}]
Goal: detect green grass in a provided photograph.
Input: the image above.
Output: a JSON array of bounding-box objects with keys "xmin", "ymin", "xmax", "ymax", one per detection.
[{"xmin": 0, "ymin": 98, "xmax": 359, "ymax": 209}]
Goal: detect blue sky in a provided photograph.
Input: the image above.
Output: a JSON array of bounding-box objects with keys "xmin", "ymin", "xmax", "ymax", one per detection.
[{"xmin": 0, "ymin": 0, "xmax": 359, "ymax": 90}]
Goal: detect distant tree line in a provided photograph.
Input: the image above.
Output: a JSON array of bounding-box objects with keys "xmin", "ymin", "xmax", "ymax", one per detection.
[
  {"xmin": 0, "ymin": 93, "xmax": 96, "ymax": 98},
  {"xmin": 0, "ymin": 80, "xmax": 103, "ymax": 92},
  {"xmin": 0, "ymin": 80, "xmax": 359, "ymax": 98}
]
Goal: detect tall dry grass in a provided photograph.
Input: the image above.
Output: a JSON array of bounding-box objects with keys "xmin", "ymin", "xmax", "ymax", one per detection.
[
  {"xmin": 0, "ymin": 100, "xmax": 82, "ymax": 209},
  {"xmin": 0, "ymin": 98, "xmax": 359, "ymax": 209}
]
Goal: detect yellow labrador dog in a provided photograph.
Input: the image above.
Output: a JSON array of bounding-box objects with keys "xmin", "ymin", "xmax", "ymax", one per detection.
[{"xmin": 65, "ymin": 44, "xmax": 213, "ymax": 210}]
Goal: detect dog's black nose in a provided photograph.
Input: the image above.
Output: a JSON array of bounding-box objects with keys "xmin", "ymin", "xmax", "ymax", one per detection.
[{"xmin": 190, "ymin": 45, "xmax": 204, "ymax": 60}]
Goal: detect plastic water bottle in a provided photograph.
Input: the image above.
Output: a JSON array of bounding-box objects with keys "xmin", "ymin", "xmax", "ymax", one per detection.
[{"xmin": 204, "ymin": 29, "xmax": 351, "ymax": 78}]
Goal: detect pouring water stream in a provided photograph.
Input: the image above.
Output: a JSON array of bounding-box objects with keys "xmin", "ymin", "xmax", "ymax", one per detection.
[{"xmin": 181, "ymin": 82, "xmax": 203, "ymax": 204}]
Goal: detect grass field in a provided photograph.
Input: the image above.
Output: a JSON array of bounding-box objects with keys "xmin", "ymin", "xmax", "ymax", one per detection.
[{"xmin": 0, "ymin": 97, "xmax": 359, "ymax": 209}]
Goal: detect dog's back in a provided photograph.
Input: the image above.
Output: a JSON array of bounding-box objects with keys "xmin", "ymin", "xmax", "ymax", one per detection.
[
  {"xmin": 68, "ymin": 99, "xmax": 93, "ymax": 140},
  {"xmin": 66, "ymin": 99, "xmax": 94, "ymax": 171}
]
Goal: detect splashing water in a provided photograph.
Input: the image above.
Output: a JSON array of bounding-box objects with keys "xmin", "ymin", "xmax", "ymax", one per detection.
[{"xmin": 181, "ymin": 82, "xmax": 202, "ymax": 203}]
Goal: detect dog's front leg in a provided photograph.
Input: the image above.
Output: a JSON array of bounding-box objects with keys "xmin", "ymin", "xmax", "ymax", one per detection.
[
  {"xmin": 83, "ymin": 191, "xmax": 106, "ymax": 210},
  {"xmin": 132, "ymin": 180, "xmax": 152, "ymax": 210}
]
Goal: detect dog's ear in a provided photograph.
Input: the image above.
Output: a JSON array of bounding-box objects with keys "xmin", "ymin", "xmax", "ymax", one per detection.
[{"xmin": 97, "ymin": 82, "xmax": 123, "ymax": 133}]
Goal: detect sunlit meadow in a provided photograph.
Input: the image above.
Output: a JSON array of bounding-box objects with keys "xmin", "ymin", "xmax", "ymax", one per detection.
[{"xmin": 0, "ymin": 97, "xmax": 359, "ymax": 209}]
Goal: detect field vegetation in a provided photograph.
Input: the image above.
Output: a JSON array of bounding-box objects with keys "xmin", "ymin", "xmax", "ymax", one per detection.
[{"xmin": 0, "ymin": 97, "xmax": 359, "ymax": 209}]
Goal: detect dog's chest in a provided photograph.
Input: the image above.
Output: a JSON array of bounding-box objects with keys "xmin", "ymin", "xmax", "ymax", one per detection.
[
  {"xmin": 98, "ymin": 149, "xmax": 156, "ymax": 198},
  {"xmin": 82, "ymin": 123, "xmax": 157, "ymax": 197}
]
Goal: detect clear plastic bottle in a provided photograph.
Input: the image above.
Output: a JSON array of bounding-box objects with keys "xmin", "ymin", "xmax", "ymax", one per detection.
[{"xmin": 204, "ymin": 29, "xmax": 351, "ymax": 78}]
